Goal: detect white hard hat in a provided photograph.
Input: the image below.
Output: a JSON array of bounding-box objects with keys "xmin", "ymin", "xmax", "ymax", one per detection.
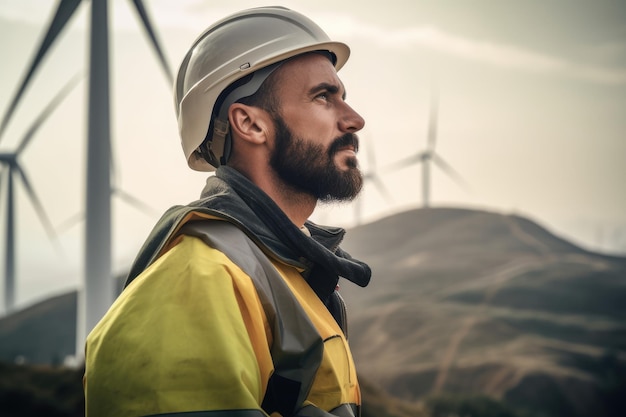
[{"xmin": 175, "ymin": 6, "xmax": 350, "ymax": 171}]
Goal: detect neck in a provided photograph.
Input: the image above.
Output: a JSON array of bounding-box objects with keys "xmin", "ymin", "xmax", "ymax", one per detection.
[
  {"xmin": 225, "ymin": 164, "xmax": 316, "ymax": 227},
  {"xmin": 256, "ymin": 171, "xmax": 317, "ymax": 227}
]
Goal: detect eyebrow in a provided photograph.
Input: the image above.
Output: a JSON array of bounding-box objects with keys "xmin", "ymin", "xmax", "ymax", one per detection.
[{"xmin": 309, "ymin": 82, "xmax": 347, "ymax": 100}]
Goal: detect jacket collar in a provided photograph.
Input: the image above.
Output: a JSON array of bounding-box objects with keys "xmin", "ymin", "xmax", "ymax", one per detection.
[
  {"xmin": 126, "ymin": 166, "xmax": 371, "ymax": 299},
  {"xmin": 199, "ymin": 167, "xmax": 371, "ymax": 289}
]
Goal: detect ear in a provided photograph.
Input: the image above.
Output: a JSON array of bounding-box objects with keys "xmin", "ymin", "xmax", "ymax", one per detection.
[{"xmin": 228, "ymin": 103, "xmax": 270, "ymax": 145}]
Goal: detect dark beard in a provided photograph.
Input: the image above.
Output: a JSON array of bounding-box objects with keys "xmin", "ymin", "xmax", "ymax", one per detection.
[{"xmin": 269, "ymin": 115, "xmax": 363, "ymax": 202}]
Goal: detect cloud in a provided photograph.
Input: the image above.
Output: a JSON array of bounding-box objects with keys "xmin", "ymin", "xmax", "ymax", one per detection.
[
  {"xmin": 318, "ymin": 14, "xmax": 626, "ymax": 86},
  {"xmin": 3, "ymin": 3, "xmax": 624, "ymax": 86}
]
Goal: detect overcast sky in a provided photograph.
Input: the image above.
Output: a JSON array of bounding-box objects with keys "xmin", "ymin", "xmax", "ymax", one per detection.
[{"xmin": 1, "ymin": 0, "xmax": 625, "ymax": 310}]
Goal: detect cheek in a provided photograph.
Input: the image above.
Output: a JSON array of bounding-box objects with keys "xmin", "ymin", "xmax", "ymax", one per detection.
[{"xmin": 282, "ymin": 107, "xmax": 338, "ymax": 143}]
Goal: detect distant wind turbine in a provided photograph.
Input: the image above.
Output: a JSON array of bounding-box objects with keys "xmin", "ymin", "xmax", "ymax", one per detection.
[
  {"xmin": 56, "ymin": 168, "xmax": 161, "ymax": 236},
  {"xmin": 354, "ymin": 134, "xmax": 392, "ymax": 225},
  {"xmin": 0, "ymin": 0, "xmax": 172, "ymax": 355},
  {"xmin": 390, "ymin": 87, "xmax": 469, "ymax": 207},
  {"xmin": 0, "ymin": 74, "xmax": 81, "ymax": 313}
]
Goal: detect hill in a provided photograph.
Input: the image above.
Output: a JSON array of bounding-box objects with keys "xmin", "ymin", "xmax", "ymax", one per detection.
[
  {"xmin": 0, "ymin": 292, "xmax": 76, "ymax": 365},
  {"xmin": 1, "ymin": 206, "xmax": 625, "ymax": 416},
  {"xmin": 339, "ymin": 207, "xmax": 626, "ymax": 417}
]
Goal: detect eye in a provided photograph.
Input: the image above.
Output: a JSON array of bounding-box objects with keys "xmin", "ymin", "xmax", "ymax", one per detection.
[{"xmin": 315, "ymin": 91, "xmax": 329, "ymax": 101}]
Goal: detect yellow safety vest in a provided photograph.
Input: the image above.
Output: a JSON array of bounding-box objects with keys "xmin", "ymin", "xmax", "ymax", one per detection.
[{"xmin": 84, "ymin": 215, "xmax": 360, "ymax": 416}]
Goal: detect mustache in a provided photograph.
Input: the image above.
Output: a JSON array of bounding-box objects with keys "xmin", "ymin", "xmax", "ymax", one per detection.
[{"xmin": 328, "ymin": 133, "xmax": 360, "ymax": 156}]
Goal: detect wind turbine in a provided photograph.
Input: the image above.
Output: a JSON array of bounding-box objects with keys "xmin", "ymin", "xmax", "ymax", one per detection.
[
  {"xmin": 57, "ymin": 155, "xmax": 161, "ymax": 236},
  {"xmin": 390, "ymin": 86, "xmax": 469, "ymax": 208},
  {"xmin": 0, "ymin": 74, "xmax": 80, "ymax": 314},
  {"xmin": 0, "ymin": 0, "xmax": 172, "ymax": 356},
  {"xmin": 354, "ymin": 133, "xmax": 391, "ymax": 225}
]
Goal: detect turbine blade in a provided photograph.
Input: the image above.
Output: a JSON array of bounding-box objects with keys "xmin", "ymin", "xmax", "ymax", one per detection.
[
  {"xmin": 56, "ymin": 211, "xmax": 84, "ymax": 234},
  {"xmin": 432, "ymin": 153, "xmax": 471, "ymax": 191},
  {"xmin": 370, "ymin": 175, "xmax": 393, "ymax": 201},
  {"xmin": 0, "ymin": 0, "xmax": 83, "ymax": 142},
  {"xmin": 427, "ymin": 85, "xmax": 439, "ymax": 151},
  {"xmin": 131, "ymin": 0, "xmax": 173, "ymax": 84},
  {"xmin": 112, "ymin": 187, "xmax": 159, "ymax": 217},
  {"xmin": 16, "ymin": 72, "xmax": 83, "ymax": 155},
  {"xmin": 386, "ymin": 152, "xmax": 426, "ymax": 172},
  {"xmin": 14, "ymin": 165, "xmax": 61, "ymax": 249}
]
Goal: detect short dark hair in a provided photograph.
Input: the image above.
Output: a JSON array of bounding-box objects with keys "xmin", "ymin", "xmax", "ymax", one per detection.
[{"xmin": 236, "ymin": 68, "xmax": 281, "ymax": 115}]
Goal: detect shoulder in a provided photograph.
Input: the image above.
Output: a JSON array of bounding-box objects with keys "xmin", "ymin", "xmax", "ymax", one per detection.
[{"xmin": 135, "ymin": 233, "xmax": 242, "ymax": 287}]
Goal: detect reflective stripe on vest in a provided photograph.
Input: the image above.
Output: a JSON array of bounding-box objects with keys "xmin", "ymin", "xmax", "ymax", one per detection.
[{"xmin": 178, "ymin": 220, "xmax": 324, "ymax": 417}]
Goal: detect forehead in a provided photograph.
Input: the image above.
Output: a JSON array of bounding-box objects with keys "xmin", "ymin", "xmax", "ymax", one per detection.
[{"xmin": 274, "ymin": 53, "xmax": 344, "ymax": 96}]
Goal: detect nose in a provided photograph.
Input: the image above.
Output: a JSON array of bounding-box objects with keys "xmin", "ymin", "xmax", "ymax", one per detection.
[{"xmin": 339, "ymin": 102, "xmax": 365, "ymax": 133}]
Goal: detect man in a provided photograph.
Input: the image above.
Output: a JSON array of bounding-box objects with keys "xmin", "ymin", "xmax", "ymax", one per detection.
[{"xmin": 84, "ymin": 6, "xmax": 371, "ymax": 417}]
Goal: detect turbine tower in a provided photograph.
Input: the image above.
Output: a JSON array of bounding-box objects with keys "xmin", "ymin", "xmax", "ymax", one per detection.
[
  {"xmin": 391, "ymin": 86, "xmax": 469, "ymax": 207},
  {"xmin": 82, "ymin": 0, "xmax": 171, "ymax": 355},
  {"xmin": 0, "ymin": 0, "xmax": 172, "ymax": 355},
  {"xmin": 0, "ymin": 75, "xmax": 80, "ymax": 314}
]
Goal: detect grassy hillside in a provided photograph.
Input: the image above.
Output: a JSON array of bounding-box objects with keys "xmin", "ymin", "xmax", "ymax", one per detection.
[
  {"xmin": 340, "ymin": 207, "xmax": 626, "ymax": 417},
  {"xmin": 0, "ymin": 292, "xmax": 76, "ymax": 365}
]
